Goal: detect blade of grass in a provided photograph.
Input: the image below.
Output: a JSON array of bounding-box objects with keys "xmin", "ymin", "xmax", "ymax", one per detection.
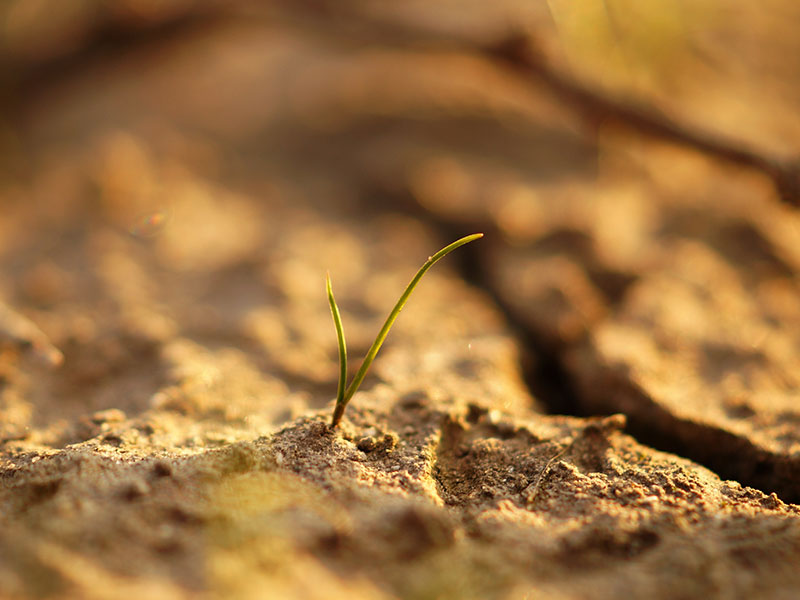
[
  {"xmin": 330, "ymin": 233, "xmax": 483, "ymax": 427},
  {"xmin": 327, "ymin": 273, "xmax": 348, "ymax": 425}
]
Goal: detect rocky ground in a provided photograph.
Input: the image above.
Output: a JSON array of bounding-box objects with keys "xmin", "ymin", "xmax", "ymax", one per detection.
[{"xmin": 2, "ymin": 2, "xmax": 800, "ymax": 599}]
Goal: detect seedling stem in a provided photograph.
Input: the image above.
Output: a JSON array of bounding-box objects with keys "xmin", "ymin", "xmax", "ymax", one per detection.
[{"xmin": 328, "ymin": 233, "xmax": 483, "ymax": 427}]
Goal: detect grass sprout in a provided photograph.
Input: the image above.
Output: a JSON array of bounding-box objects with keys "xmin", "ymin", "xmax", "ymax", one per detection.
[{"xmin": 327, "ymin": 233, "xmax": 483, "ymax": 427}]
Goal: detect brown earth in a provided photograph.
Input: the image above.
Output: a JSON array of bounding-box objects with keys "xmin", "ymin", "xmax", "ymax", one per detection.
[{"xmin": 3, "ymin": 3, "xmax": 800, "ymax": 599}]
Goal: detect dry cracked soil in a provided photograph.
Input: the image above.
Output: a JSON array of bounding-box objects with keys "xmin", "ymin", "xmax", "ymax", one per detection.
[{"xmin": 3, "ymin": 2, "xmax": 800, "ymax": 599}]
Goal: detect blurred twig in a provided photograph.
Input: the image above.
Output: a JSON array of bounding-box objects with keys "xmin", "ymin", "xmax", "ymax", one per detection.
[
  {"xmin": 7, "ymin": 0, "xmax": 799, "ymax": 206},
  {"xmin": 270, "ymin": 2, "xmax": 800, "ymax": 207},
  {"xmin": 484, "ymin": 34, "xmax": 800, "ymax": 207}
]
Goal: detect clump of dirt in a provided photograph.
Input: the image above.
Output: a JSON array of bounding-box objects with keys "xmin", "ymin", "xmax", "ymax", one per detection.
[{"xmin": 5, "ymin": 387, "xmax": 800, "ymax": 599}]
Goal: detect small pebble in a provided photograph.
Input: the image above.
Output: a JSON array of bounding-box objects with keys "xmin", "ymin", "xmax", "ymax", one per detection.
[{"xmin": 357, "ymin": 436, "xmax": 377, "ymax": 452}]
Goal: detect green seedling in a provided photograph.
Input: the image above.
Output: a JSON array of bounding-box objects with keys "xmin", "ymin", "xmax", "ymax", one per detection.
[{"xmin": 327, "ymin": 233, "xmax": 483, "ymax": 428}]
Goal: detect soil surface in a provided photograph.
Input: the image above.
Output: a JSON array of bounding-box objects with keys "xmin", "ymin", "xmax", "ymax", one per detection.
[{"xmin": 3, "ymin": 3, "xmax": 800, "ymax": 599}]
